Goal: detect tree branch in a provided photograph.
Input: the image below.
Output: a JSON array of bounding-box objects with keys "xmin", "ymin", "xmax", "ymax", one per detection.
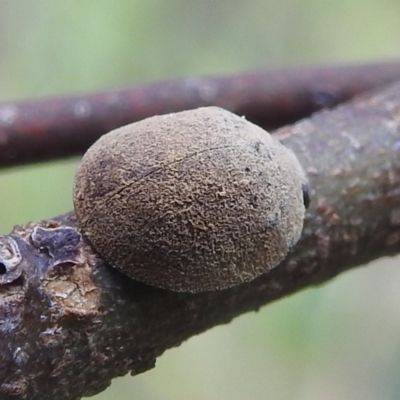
[
  {"xmin": 2, "ymin": 61, "xmax": 400, "ymax": 168},
  {"xmin": 1, "ymin": 80, "xmax": 400, "ymax": 400}
]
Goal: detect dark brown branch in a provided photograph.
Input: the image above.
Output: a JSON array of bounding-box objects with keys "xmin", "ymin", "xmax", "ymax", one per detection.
[
  {"xmin": 2, "ymin": 61, "xmax": 400, "ymax": 168},
  {"xmin": 1, "ymin": 81, "xmax": 400, "ymax": 400}
]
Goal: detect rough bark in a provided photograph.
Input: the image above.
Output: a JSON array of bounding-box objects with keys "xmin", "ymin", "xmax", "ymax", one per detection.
[
  {"xmin": 1, "ymin": 61, "xmax": 400, "ymax": 168},
  {"xmin": 1, "ymin": 80, "xmax": 400, "ymax": 399}
]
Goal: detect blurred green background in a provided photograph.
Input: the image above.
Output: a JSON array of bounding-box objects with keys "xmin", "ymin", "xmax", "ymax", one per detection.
[{"xmin": 1, "ymin": 1, "xmax": 400, "ymax": 399}]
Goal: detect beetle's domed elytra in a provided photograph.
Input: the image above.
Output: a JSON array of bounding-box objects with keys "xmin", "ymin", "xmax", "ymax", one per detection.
[{"xmin": 73, "ymin": 107, "xmax": 308, "ymax": 293}]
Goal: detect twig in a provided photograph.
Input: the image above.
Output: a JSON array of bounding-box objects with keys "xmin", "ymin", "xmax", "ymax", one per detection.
[
  {"xmin": 1, "ymin": 61, "xmax": 400, "ymax": 168},
  {"xmin": 1, "ymin": 80, "xmax": 400, "ymax": 400}
]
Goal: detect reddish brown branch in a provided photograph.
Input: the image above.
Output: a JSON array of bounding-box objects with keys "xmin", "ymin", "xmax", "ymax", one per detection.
[
  {"xmin": 1, "ymin": 79, "xmax": 400, "ymax": 399},
  {"xmin": 1, "ymin": 61, "xmax": 400, "ymax": 168}
]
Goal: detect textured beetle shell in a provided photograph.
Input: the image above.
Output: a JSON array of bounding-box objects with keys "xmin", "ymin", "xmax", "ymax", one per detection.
[{"xmin": 73, "ymin": 107, "xmax": 307, "ymax": 293}]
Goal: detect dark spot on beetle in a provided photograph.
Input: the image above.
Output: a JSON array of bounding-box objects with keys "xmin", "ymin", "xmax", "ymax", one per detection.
[
  {"xmin": 245, "ymin": 167, "xmax": 251, "ymax": 173},
  {"xmin": 254, "ymin": 141, "xmax": 261, "ymax": 152},
  {"xmin": 268, "ymin": 216, "xmax": 279, "ymax": 228},
  {"xmin": 249, "ymin": 194, "xmax": 258, "ymax": 208},
  {"xmin": 302, "ymin": 184, "xmax": 310, "ymax": 209}
]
